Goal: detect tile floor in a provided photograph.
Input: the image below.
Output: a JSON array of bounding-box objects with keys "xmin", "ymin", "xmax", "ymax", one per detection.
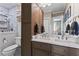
[{"xmin": 14, "ymin": 47, "xmax": 21, "ymax": 56}]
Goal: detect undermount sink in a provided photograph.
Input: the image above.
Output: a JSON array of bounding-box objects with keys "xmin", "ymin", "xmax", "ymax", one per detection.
[
  {"xmin": 32, "ymin": 34, "xmax": 50, "ymax": 40},
  {"xmin": 55, "ymin": 36, "xmax": 77, "ymax": 43},
  {"xmin": 32, "ymin": 34, "xmax": 79, "ymax": 44}
]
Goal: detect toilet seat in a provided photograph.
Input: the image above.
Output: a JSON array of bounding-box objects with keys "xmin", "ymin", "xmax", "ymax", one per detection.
[{"xmin": 2, "ymin": 44, "xmax": 18, "ymax": 52}]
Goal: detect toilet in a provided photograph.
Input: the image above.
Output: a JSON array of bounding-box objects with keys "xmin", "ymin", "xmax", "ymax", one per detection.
[
  {"xmin": 2, "ymin": 44, "xmax": 18, "ymax": 56},
  {"xmin": 1, "ymin": 37, "xmax": 21, "ymax": 56}
]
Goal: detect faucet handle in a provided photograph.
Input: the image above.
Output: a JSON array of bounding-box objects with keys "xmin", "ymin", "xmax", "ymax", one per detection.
[
  {"xmin": 3, "ymin": 37, "xmax": 7, "ymax": 43},
  {"xmin": 58, "ymin": 37, "xmax": 60, "ymax": 39},
  {"xmin": 3, "ymin": 38, "xmax": 6, "ymax": 40},
  {"xmin": 66, "ymin": 37, "xmax": 67, "ymax": 40}
]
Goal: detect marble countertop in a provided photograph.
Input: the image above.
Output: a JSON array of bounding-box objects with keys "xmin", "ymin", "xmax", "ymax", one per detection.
[{"xmin": 32, "ymin": 38, "xmax": 79, "ymax": 49}]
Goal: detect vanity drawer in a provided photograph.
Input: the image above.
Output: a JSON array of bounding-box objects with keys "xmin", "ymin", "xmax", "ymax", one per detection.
[{"xmin": 52, "ymin": 45, "xmax": 68, "ymax": 55}]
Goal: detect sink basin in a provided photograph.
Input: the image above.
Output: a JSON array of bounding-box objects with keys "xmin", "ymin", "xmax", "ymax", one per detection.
[{"xmin": 55, "ymin": 36, "xmax": 77, "ymax": 43}]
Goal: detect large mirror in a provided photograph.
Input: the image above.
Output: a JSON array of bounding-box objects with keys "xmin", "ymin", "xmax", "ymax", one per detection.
[
  {"xmin": 32, "ymin": 3, "xmax": 79, "ymax": 36},
  {"xmin": 32, "ymin": 4, "xmax": 44, "ymax": 35},
  {"xmin": 32, "ymin": 3, "xmax": 65, "ymax": 36}
]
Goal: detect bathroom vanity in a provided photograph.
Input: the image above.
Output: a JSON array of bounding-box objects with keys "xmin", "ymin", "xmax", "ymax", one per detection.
[
  {"xmin": 32, "ymin": 36, "xmax": 79, "ymax": 56},
  {"xmin": 31, "ymin": 3, "xmax": 79, "ymax": 56},
  {"xmin": 32, "ymin": 41, "xmax": 51, "ymax": 56}
]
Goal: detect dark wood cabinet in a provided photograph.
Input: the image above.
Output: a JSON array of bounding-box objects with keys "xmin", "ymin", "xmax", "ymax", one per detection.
[
  {"xmin": 51, "ymin": 45, "xmax": 79, "ymax": 56},
  {"xmin": 21, "ymin": 3, "xmax": 32, "ymax": 56},
  {"xmin": 32, "ymin": 41, "xmax": 52, "ymax": 56},
  {"xmin": 68, "ymin": 47, "xmax": 79, "ymax": 56},
  {"xmin": 51, "ymin": 45, "xmax": 69, "ymax": 56},
  {"xmin": 32, "ymin": 41, "xmax": 79, "ymax": 56}
]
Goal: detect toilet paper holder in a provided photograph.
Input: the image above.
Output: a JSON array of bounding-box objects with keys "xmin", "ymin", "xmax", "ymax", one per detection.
[{"xmin": 3, "ymin": 37, "xmax": 7, "ymax": 43}]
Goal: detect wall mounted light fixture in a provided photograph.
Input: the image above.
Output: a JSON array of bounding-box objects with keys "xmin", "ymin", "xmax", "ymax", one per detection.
[{"xmin": 39, "ymin": 3, "xmax": 52, "ymax": 7}]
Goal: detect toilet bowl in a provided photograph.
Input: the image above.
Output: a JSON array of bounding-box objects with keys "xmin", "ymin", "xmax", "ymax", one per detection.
[{"xmin": 2, "ymin": 44, "xmax": 18, "ymax": 56}]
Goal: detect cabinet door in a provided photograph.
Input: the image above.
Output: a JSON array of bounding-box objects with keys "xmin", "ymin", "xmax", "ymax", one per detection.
[
  {"xmin": 32, "ymin": 47, "xmax": 50, "ymax": 56},
  {"xmin": 68, "ymin": 48, "xmax": 79, "ymax": 56},
  {"xmin": 51, "ymin": 52, "xmax": 63, "ymax": 56},
  {"xmin": 32, "ymin": 41, "xmax": 51, "ymax": 56},
  {"xmin": 51, "ymin": 45, "xmax": 69, "ymax": 56}
]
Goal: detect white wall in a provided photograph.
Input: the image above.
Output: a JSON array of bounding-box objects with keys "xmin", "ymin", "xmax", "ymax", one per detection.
[
  {"xmin": 16, "ymin": 4, "xmax": 21, "ymax": 37},
  {"xmin": 17, "ymin": 22, "xmax": 21, "ymax": 37},
  {"xmin": 8, "ymin": 7, "xmax": 21, "ymax": 37},
  {"xmin": 0, "ymin": 7, "xmax": 8, "ymax": 16},
  {"xmin": 44, "ymin": 12, "xmax": 52, "ymax": 35},
  {"xmin": 0, "ymin": 7, "xmax": 9, "ymax": 32},
  {"xmin": 8, "ymin": 7, "xmax": 17, "ymax": 32}
]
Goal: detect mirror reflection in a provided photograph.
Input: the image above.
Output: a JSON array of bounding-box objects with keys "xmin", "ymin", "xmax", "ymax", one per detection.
[{"xmin": 32, "ymin": 3, "xmax": 79, "ymax": 43}]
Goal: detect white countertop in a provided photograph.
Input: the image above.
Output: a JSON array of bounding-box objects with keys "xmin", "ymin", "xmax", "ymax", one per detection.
[{"xmin": 32, "ymin": 38, "xmax": 79, "ymax": 49}]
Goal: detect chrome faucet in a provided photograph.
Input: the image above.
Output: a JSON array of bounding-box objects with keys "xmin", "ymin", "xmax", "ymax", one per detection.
[
  {"xmin": 66, "ymin": 37, "xmax": 67, "ymax": 40},
  {"xmin": 61, "ymin": 35, "xmax": 64, "ymax": 39},
  {"xmin": 42, "ymin": 33, "xmax": 48, "ymax": 38}
]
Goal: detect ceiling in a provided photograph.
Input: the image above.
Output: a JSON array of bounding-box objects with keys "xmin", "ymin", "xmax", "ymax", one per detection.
[
  {"xmin": 38, "ymin": 3, "xmax": 67, "ymax": 13},
  {"xmin": 0, "ymin": 3, "xmax": 19, "ymax": 9}
]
